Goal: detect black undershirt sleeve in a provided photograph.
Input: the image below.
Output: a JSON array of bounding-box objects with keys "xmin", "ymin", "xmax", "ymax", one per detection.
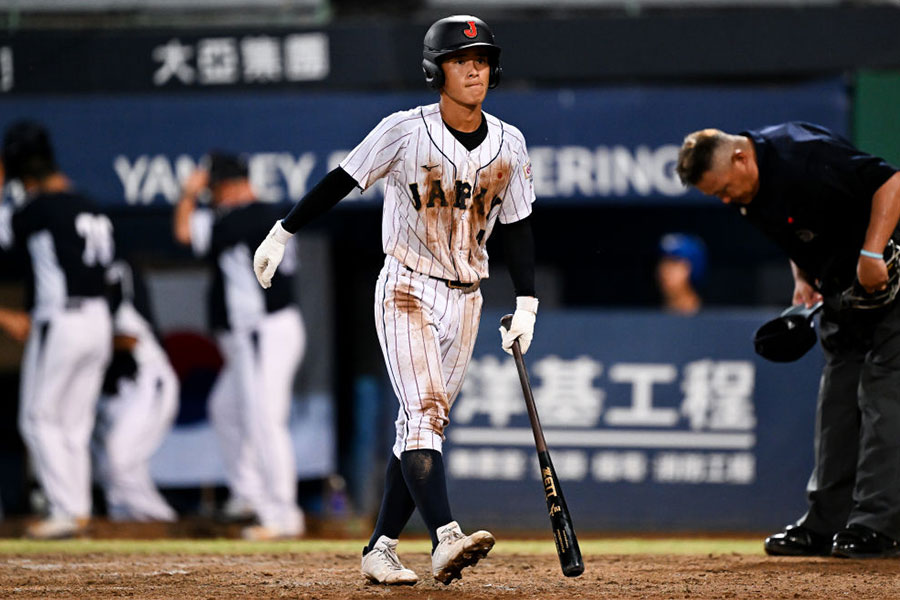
[
  {"xmin": 501, "ymin": 215, "xmax": 536, "ymax": 298},
  {"xmin": 281, "ymin": 167, "xmax": 359, "ymax": 233}
]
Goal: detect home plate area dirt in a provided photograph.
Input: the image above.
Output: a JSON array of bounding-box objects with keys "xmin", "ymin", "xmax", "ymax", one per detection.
[{"xmin": 2, "ymin": 551, "xmax": 900, "ymax": 599}]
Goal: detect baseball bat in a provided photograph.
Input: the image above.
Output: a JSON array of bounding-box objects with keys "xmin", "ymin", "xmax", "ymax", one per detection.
[{"xmin": 501, "ymin": 314, "xmax": 585, "ymax": 578}]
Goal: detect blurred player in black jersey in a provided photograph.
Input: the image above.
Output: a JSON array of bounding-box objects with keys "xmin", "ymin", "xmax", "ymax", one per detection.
[
  {"xmin": 0, "ymin": 120, "xmax": 114, "ymax": 539},
  {"xmin": 173, "ymin": 151, "xmax": 306, "ymax": 540}
]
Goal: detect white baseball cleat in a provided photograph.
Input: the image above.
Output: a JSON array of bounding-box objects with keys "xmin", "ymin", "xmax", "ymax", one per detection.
[
  {"xmin": 221, "ymin": 497, "xmax": 257, "ymax": 523},
  {"xmin": 431, "ymin": 521, "xmax": 495, "ymax": 584},
  {"xmin": 25, "ymin": 516, "xmax": 88, "ymax": 540},
  {"xmin": 361, "ymin": 535, "xmax": 419, "ymax": 585},
  {"xmin": 241, "ymin": 510, "xmax": 305, "ymax": 541},
  {"xmin": 240, "ymin": 524, "xmax": 302, "ymax": 541}
]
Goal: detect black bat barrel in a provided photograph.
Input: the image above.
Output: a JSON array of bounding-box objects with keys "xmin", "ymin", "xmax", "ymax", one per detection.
[{"xmin": 539, "ymin": 451, "xmax": 585, "ymax": 577}]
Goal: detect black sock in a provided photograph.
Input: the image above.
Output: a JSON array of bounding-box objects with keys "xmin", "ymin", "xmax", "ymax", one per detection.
[
  {"xmin": 365, "ymin": 454, "xmax": 416, "ymax": 554},
  {"xmin": 400, "ymin": 449, "xmax": 453, "ymax": 550}
]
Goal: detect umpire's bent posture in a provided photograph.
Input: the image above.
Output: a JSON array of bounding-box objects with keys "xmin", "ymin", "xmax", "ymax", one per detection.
[{"xmin": 677, "ymin": 122, "xmax": 900, "ymax": 559}]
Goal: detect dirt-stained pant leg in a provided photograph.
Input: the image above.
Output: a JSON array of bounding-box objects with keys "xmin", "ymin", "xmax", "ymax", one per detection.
[
  {"xmin": 440, "ymin": 284, "xmax": 482, "ymax": 406},
  {"xmin": 375, "ymin": 257, "xmax": 482, "ymax": 458}
]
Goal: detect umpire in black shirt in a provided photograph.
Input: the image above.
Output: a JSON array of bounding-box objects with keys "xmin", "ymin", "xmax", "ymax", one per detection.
[{"xmin": 677, "ymin": 122, "xmax": 900, "ymax": 559}]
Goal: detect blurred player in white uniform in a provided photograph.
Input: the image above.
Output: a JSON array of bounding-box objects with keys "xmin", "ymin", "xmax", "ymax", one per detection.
[
  {"xmin": 253, "ymin": 15, "xmax": 538, "ymax": 585},
  {"xmin": 174, "ymin": 152, "xmax": 306, "ymax": 540},
  {"xmin": 93, "ymin": 260, "xmax": 179, "ymax": 522},
  {"xmin": 0, "ymin": 120, "xmax": 113, "ymax": 539}
]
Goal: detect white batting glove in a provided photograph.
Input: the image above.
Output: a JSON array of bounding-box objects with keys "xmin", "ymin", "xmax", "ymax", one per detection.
[
  {"xmin": 253, "ymin": 220, "xmax": 293, "ymax": 289},
  {"xmin": 500, "ymin": 296, "xmax": 539, "ymax": 355}
]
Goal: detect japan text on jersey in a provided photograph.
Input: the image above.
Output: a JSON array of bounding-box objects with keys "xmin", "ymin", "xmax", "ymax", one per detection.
[{"xmin": 340, "ymin": 103, "xmax": 535, "ymax": 284}]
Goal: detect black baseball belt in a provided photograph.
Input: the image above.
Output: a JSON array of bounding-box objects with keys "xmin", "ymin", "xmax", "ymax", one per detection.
[
  {"xmin": 65, "ymin": 297, "xmax": 86, "ymax": 309},
  {"xmin": 403, "ymin": 265, "xmax": 480, "ymax": 291}
]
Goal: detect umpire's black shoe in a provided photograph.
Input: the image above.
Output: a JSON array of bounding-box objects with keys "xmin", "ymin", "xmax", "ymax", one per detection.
[
  {"xmin": 832, "ymin": 524, "xmax": 900, "ymax": 559},
  {"xmin": 764, "ymin": 524, "xmax": 832, "ymax": 556}
]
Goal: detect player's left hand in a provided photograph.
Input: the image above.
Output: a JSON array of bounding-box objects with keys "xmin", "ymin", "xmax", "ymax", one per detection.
[
  {"xmin": 500, "ymin": 296, "xmax": 539, "ymax": 355},
  {"xmin": 253, "ymin": 220, "xmax": 293, "ymax": 289},
  {"xmin": 858, "ymin": 253, "xmax": 889, "ymax": 293}
]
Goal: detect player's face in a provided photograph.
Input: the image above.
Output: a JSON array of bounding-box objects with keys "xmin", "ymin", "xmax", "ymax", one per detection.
[
  {"xmin": 440, "ymin": 48, "xmax": 490, "ymax": 107},
  {"xmin": 657, "ymin": 257, "xmax": 692, "ymax": 293},
  {"xmin": 695, "ymin": 150, "xmax": 759, "ymax": 205}
]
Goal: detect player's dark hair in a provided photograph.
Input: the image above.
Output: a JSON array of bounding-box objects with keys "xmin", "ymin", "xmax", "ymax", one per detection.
[
  {"xmin": 207, "ymin": 151, "xmax": 249, "ymax": 187},
  {"xmin": 676, "ymin": 131, "xmax": 724, "ymax": 186},
  {"xmin": 2, "ymin": 119, "xmax": 58, "ymax": 182}
]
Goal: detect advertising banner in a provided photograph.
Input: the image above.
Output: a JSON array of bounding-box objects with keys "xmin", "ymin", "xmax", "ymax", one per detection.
[
  {"xmin": 0, "ymin": 79, "xmax": 845, "ymax": 207},
  {"xmin": 2, "ymin": 11, "xmax": 898, "ymax": 92},
  {"xmin": 444, "ymin": 309, "xmax": 823, "ymax": 531}
]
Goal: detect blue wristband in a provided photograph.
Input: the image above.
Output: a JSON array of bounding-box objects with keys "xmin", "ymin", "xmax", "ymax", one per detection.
[{"xmin": 860, "ymin": 249, "xmax": 883, "ymax": 260}]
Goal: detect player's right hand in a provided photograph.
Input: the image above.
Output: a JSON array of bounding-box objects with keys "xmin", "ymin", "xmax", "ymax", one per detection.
[
  {"xmin": 500, "ymin": 296, "xmax": 539, "ymax": 355},
  {"xmin": 254, "ymin": 221, "xmax": 293, "ymax": 289}
]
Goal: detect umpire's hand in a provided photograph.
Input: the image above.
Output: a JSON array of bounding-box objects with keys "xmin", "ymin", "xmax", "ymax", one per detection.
[
  {"xmin": 792, "ymin": 278, "xmax": 823, "ymax": 308},
  {"xmin": 254, "ymin": 220, "xmax": 293, "ymax": 288},
  {"xmin": 857, "ymin": 253, "xmax": 889, "ymax": 294}
]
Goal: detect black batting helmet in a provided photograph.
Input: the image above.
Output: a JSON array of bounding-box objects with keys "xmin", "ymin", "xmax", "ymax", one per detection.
[
  {"xmin": 422, "ymin": 15, "xmax": 502, "ymax": 90},
  {"xmin": 2, "ymin": 119, "xmax": 57, "ymax": 182}
]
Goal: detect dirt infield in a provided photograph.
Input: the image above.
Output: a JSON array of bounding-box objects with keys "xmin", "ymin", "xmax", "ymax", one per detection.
[
  {"xmin": 3, "ymin": 546, "xmax": 900, "ymax": 599},
  {"xmin": 0, "ymin": 519, "xmax": 898, "ymax": 599}
]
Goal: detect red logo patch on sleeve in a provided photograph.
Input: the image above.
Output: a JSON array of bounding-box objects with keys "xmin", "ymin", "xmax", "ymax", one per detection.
[{"xmin": 463, "ymin": 21, "xmax": 478, "ymax": 38}]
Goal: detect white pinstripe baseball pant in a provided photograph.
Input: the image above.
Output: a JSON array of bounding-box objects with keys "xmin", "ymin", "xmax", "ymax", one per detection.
[{"xmin": 375, "ymin": 255, "xmax": 482, "ymax": 457}]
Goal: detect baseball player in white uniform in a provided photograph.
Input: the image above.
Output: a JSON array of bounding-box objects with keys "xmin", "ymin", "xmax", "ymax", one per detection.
[
  {"xmin": 175, "ymin": 152, "xmax": 306, "ymax": 540},
  {"xmin": 0, "ymin": 120, "xmax": 114, "ymax": 539},
  {"xmin": 254, "ymin": 15, "xmax": 538, "ymax": 585},
  {"xmin": 92, "ymin": 260, "xmax": 179, "ymax": 522}
]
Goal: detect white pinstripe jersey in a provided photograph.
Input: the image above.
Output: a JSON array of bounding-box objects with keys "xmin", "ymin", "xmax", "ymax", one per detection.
[{"xmin": 340, "ymin": 103, "xmax": 535, "ymax": 284}]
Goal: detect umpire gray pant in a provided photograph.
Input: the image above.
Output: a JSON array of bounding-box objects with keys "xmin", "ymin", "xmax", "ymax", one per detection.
[{"xmin": 799, "ymin": 296, "xmax": 900, "ymax": 541}]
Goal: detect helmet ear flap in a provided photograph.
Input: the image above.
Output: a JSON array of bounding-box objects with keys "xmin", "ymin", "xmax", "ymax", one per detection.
[
  {"xmin": 489, "ymin": 64, "xmax": 502, "ymax": 89},
  {"xmin": 422, "ymin": 58, "xmax": 443, "ymax": 90}
]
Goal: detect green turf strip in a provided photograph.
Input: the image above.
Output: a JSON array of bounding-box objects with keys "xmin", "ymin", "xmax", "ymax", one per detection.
[{"xmin": 0, "ymin": 538, "xmax": 764, "ymax": 555}]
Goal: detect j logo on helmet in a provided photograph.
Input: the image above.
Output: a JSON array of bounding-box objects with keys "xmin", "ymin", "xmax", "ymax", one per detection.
[{"xmin": 463, "ymin": 21, "xmax": 477, "ymax": 38}]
